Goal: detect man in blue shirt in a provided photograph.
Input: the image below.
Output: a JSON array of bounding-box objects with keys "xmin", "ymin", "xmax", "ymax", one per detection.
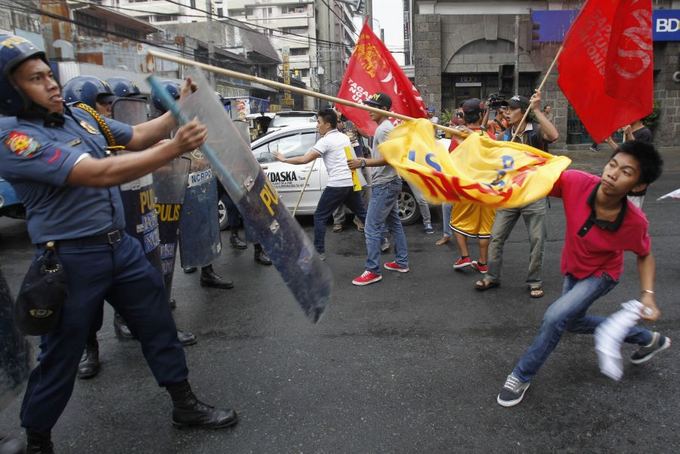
[{"xmin": 0, "ymin": 34, "xmax": 238, "ymax": 453}]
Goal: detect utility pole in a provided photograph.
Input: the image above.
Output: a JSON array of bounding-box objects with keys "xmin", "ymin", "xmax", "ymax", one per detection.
[
  {"xmin": 513, "ymin": 14, "xmax": 520, "ymax": 95},
  {"xmin": 365, "ymin": 0, "xmax": 372, "ymax": 25},
  {"xmin": 207, "ymin": 0, "xmax": 216, "ymax": 89}
]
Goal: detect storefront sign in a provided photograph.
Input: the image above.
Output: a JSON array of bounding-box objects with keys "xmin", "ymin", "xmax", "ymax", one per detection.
[{"xmin": 532, "ymin": 9, "xmax": 680, "ymax": 42}]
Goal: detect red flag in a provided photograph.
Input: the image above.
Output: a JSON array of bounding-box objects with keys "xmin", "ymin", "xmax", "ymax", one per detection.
[
  {"xmin": 336, "ymin": 22, "xmax": 427, "ymax": 136},
  {"xmin": 557, "ymin": 0, "xmax": 653, "ymax": 143}
]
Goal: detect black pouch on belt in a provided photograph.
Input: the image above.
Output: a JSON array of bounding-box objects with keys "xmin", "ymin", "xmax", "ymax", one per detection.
[{"xmin": 14, "ymin": 241, "xmax": 68, "ymax": 336}]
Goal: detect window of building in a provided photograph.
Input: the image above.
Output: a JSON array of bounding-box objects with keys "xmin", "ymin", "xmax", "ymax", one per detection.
[
  {"xmin": 217, "ymin": 7, "xmax": 223, "ymax": 17},
  {"xmin": 74, "ymin": 11, "xmax": 106, "ymax": 37},
  {"xmin": 281, "ymin": 6, "xmax": 306, "ymax": 14},
  {"xmin": 229, "ymin": 9, "xmax": 245, "ymax": 17},
  {"xmin": 290, "ymin": 48, "xmax": 307, "ymax": 56}
]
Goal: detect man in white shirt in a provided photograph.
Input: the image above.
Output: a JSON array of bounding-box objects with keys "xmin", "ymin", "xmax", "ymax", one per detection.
[{"xmin": 275, "ymin": 108, "xmax": 366, "ymax": 260}]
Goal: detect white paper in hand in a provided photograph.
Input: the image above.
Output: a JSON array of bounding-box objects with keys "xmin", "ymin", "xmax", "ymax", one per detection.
[{"xmin": 594, "ymin": 300, "xmax": 644, "ymax": 381}]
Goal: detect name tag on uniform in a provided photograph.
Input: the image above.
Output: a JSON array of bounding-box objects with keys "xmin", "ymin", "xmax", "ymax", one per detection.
[{"xmin": 67, "ymin": 138, "xmax": 82, "ymax": 147}]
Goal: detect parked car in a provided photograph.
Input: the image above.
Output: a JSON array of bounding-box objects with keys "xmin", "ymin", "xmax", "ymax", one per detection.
[
  {"xmin": 0, "ymin": 177, "xmax": 24, "ymax": 220},
  {"xmin": 217, "ymin": 124, "xmax": 423, "ymax": 229},
  {"xmin": 264, "ymin": 111, "xmax": 317, "ymax": 134}
]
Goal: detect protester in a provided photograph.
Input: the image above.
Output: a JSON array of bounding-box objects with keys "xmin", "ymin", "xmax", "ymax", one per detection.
[
  {"xmin": 0, "ymin": 34, "xmax": 238, "ymax": 452},
  {"xmin": 275, "ymin": 108, "xmax": 366, "ymax": 260},
  {"xmin": 497, "ymin": 141, "xmax": 669, "ymax": 407},
  {"xmin": 348, "ymin": 93, "xmax": 409, "ymax": 285},
  {"xmin": 332, "ymin": 114, "xmax": 366, "ymax": 233},
  {"xmin": 475, "ymin": 91, "xmax": 559, "ymax": 298},
  {"xmin": 447, "ymin": 99, "xmax": 496, "ymax": 273}
]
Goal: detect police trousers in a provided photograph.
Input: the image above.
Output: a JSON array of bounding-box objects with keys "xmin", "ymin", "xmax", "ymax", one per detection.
[{"xmin": 20, "ymin": 233, "xmax": 188, "ymax": 433}]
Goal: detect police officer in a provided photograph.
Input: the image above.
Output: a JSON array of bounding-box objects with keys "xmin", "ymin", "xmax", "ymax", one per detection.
[
  {"xmin": 64, "ymin": 76, "xmax": 197, "ymax": 382},
  {"xmin": 106, "ymin": 76, "xmax": 142, "ymax": 98},
  {"xmin": 0, "ymin": 34, "xmax": 238, "ymax": 453}
]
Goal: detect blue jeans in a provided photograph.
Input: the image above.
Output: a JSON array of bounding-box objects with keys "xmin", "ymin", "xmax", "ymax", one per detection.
[
  {"xmin": 364, "ymin": 179, "xmax": 408, "ymax": 273},
  {"xmin": 487, "ymin": 198, "xmax": 547, "ymax": 285},
  {"xmin": 513, "ymin": 273, "xmax": 654, "ymax": 382},
  {"xmin": 442, "ymin": 204, "xmax": 452, "ymax": 237},
  {"xmin": 313, "ymin": 186, "xmax": 366, "ymax": 254}
]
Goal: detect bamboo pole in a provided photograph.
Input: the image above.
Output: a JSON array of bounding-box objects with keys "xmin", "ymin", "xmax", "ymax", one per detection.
[
  {"xmin": 292, "ymin": 159, "xmax": 316, "ymax": 217},
  {"xmin": 511, "ymin": 45, "xmax": 563, "ymax": 142},
  {"xmin": 147, "ymin": 49, "xmax": 466, "ymax": 138}
]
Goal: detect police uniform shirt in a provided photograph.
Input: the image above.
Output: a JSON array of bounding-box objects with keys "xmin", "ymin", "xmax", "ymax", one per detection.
[{"xmin": 0, "ymin": 107, "xmax": 133, "ymax": 244}]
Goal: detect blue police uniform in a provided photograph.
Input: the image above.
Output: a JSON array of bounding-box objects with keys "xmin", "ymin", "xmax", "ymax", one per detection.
[{"xmin": 0, "ymin": 107, "xmax": 188, "ymax": 434}]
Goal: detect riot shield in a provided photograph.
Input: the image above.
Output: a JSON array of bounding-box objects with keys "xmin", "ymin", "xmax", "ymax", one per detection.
[
  {"xmin": 149, "ymin": 72, "xmax": 332, "ymax": 323},
  {"xmin": 111, "ymin": 98, "xmax": 163, "ymax": 271},
  {"xmin": 153, "ymin": 157, "xmax": 191, "ymax": 294},
  {"xmin": 0, "ymin": 267, "xmax": 30, "ymax": 411},
  {"xmin": 178, "ymin": 149, "xmax": 222, "ymax": 268}
]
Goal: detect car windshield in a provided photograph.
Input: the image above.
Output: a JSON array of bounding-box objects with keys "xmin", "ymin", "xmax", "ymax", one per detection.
[{"xmin": 270, "ymin": 114, "xmax": 316, "ymax": 128}]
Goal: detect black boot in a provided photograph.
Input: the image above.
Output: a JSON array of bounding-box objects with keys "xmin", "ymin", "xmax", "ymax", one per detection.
[
  {"xmin": 25, "ymin": 431, "xmax": 53, "ymax": 454},
  {"xmin": 0, "ymin": 435, "xmax": 25, "ymax": 454},
  {"xmin": 167, "ymin": 381, "xmax": 238, "ymax": 429},
  {"xmin": 77, "ymin": 338, "xmax": 100, "ymax": 380},
  {"xmin": 113, "ymin": 312, "xmax": 135, "ymax": 340},
  {"xmin": 229, "ymin": 231, "xmax": 247, "ymax": 250},
  {"xmin": 199, "ymin": 265, "xmax": 234, "ymax": 289},
  {"xmin": 254, "ymin": 244, "xmax": 272, "ymax": 266},
  {"xmin": 183, "ymin": 267, "xmax": 197, "ymax": 274},
  {"xmin": 177, "ymin": 329, "xmax": 197, "ymax": 347}
]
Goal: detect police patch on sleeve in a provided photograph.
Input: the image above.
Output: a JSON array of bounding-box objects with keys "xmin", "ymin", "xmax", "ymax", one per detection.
[{"xmin": 5, "ymin": 131, "xmax": 39, "ymax": 158}]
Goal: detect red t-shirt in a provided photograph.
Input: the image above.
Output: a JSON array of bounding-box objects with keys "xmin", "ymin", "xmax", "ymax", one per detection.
[{"xmin": 550, "ymin": 170, "xmax": 651, "ymax": 280}]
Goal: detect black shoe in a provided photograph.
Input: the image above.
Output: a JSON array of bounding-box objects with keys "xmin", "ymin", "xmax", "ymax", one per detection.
[
  {"xmin": 0, "ymin": 436, "xmax": 25, "ymax": 454},
  {"xmin": 172, "ymin": 397, "xmax": 238, "ymax": 430},
  {"xmin": 25, "ymin": 431, "xmax": 53, "ymax": 454},
  {"xmin": 200, "ymin": 266, "xmax": 234, "ymax": 289},
  {"xmin": 230, "ymin": 234, "xmax": 247, "ymax": 250},
  {"xmin": 183, "ymin": 267, "xmax": 197, "ymax": 274},
  {"xmin": 169, "ymin": 298, "xmax": 177, "ymax": 310},
  {"xmin": 177, "ymin": 329, "xmax": 197, "ymax": 347},
  {"xmin": 630, "ymin": 332, "xmax": 671, "ymax": 364},
  {"xmin": 254, "ymin": 246, "xmax": 272, "ymax": 266},
  {"xmin": 77, "ymin": 340, "xmax": 100, "ymax": 380},
  {"xmin": 113, "ymin": 313, "xmax": 135, "ymax": 340}
]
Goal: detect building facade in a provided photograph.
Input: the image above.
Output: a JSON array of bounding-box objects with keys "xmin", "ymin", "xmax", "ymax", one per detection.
[{"xmin": 412, "ymin": 0, "xmax": 680, "ymax": 149}]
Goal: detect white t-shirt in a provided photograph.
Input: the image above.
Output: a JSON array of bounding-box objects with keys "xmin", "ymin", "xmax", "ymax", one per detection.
[{"xmin": 312, "ymin": 129, "xmax": 353, "ymax": 187}]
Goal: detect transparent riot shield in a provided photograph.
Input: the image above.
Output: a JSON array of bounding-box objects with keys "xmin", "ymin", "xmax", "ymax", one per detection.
[
  {"xmin": 111, "ymin": 98, "xmax": 162, "ymax": 271},
  {"xmin": 0, "ymin": 267, "xmax": 30, "ymax": 411},
  {"xmin": 153, "ymin": 156, "xmax": 191, "ymax": 295},
  {"xmin": 149, "ymin": 72, "xmax": 331, "ymax": 323}
]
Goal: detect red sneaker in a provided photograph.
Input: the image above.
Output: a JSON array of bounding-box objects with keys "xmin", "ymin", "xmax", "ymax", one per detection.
[
  {"xmin": 453, "ymin": 256, "xmax": 473, "ymax": 270},
  {"xmin": 472, "ymin": 261, "xmax": 488, "ymax": 274},
  {"xmin": 352, "ymin": 271, "xmax": 383, "ymax": 286},
  {"xmin": 384, "ymin": 261, "xmax": 410, "ymax": 273}
]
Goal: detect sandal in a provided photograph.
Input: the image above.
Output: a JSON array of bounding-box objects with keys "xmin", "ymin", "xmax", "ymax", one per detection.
[
  {"xmin": 529, "ymin": 286, "xmax": 544, "ymax": 298},
  {"xmin": 475, "ymin": 278, "xmax": 500, "ymax": 291}
]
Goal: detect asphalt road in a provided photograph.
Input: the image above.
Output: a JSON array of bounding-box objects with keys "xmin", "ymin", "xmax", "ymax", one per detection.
[{"xmin": 1, "ymin": 150, "xmax": 679, "ymax": 453}]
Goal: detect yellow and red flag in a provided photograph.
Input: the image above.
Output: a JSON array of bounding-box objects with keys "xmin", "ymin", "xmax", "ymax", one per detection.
[
  {"xmin": 380, "ymin": 120, "xmax": 571, "ymax": 208},
  {"xmin": 336, "ymin": 22, "xmax": 427, "ymax": 136}
]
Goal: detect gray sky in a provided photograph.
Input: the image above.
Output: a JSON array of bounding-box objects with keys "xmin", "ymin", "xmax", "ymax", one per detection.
[{"xmin": 372, "ymin": 0, "xmax": 405, "ymax": 64}]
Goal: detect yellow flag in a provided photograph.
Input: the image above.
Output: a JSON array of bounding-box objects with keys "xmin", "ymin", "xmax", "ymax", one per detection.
[
  {"xmin": 343, "ymin": 145, "xmax": 363, "ymax": 192},
  {"xmin": 379, "ymin": 119, "xmax": 571, "ymax": 208}
]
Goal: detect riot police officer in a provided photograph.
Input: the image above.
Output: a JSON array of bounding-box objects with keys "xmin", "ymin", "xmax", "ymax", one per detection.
[
  {"xmin": 63, "ymin": 76, "xmax": 197, "ymax": 382},
  {"xmin": 106, "ymin": 76, "xmax": 142, "ymax": 98},
  {"xmin": 151, "ymin": 81, "xmax": 236, "ymax": 288},
  {"xmin": 0, "ymin": 34, "xmax": 238, "ymax": 453}
]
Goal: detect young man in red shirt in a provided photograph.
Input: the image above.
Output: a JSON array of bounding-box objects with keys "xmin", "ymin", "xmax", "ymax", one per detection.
[{"xmin": 497, "ymin": 140, "xmax": 669, "ymax": 407}]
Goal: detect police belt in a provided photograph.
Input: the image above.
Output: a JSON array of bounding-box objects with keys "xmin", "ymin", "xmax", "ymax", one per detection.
[{"xmin": 42, "ymin": 229, "xmax": 124, "ymax": 248}]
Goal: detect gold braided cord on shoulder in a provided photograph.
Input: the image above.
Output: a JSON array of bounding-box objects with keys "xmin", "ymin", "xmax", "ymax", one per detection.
[{"xmin": 74, "ymin": 102, "xmax": 117, "ymax": 147}]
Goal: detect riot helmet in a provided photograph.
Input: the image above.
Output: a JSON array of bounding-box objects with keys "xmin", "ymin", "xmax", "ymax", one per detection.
[
  {"xmin": 0, "ymin": 34, "xmax": 50, "ymax": 115},
  {"xmin": 107, "ymin": 76, "xmax": 141, "ymax": 98},
  {"xmin": 63, "ymin": 76, "xmax": 114, "ymax": 109},
  {"xmin": 151, "ymin": 79, "xmax": 181, "ymax": 113}
]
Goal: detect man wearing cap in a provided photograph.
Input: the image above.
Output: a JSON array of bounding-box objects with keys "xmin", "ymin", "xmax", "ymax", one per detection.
[
  {"xmin": 448, "ymin": 98, "xmax": 496, "ymax": 274},
  {"xmin": 475, "ymin": 90, "xmax": 558, "ymax": 298},
  {"xmin": 0, "ymin": 34, "xmax": 238, "ymax": 453},
  {"xmin": 348, "ymin": 92, "xmax": 410, "ymax": 285}
]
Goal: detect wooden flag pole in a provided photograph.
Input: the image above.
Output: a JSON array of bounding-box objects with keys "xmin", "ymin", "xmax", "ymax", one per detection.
[
  {"xmin": 147, "ymin": 49, "xmax": 466, "ymax": 138},
  {"xmin": 511, "ymin": 45, "xmax": 564, "ymax": 143}
]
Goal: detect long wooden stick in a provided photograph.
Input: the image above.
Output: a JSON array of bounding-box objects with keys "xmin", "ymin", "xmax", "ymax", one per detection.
[
  {"xmin": 511, "ymin": 45, "xmax": 564, "ymax": 142},
  {"xmin": 292, "ymin": 159, "xmax": 316, "ymax": 217},
  {"xmin": 148, "ymin": 49, "xmax": 466, "ymax": 138}
]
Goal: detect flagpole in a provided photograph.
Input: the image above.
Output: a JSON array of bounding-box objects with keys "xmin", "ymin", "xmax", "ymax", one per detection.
[
  {"xmin": 147, "ymin": 49, "xmax": 466, "ymax": 138},
  {"xmin": 292, "ymin": 159, "xmax": 316, "ymax": 216},
  {"xmin": 511, "ymin": 45, "xmax": 564, "ymax": 143}
]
